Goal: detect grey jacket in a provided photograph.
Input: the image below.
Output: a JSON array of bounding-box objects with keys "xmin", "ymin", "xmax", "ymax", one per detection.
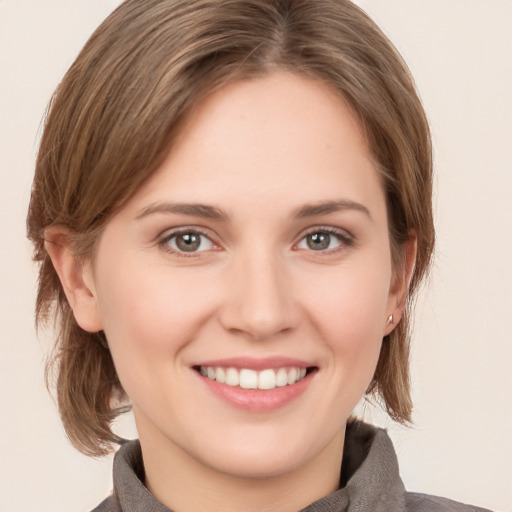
[{"xmin": 92, "ymin": 421, "xmax": 492, "ymax": 512}]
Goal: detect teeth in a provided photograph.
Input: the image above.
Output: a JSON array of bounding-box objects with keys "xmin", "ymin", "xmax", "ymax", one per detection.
[
  {"xmin": 287, "ymin": 367, "xmax": 298, "ymax": 385},
  {"xmin": 225, "ymin": 367, "xmax": 239, "ymax": 386},
  {"xmin": 215, "ymin": 367, "xmax": 226, "ymax": 384},
  {"xmin": 199, "ymin": 366, "xmax": 309, "ymax": 390},
  {"xmin": 258, "ymin": 369, "xmax": 276, "ymax": 390},
  {"xmin": 276, "ymin": 368, "xmax": 288, "ymax": 387},
  {"xmin": 239, "ymin": 369, "xmax": 258, "ymax": 389}
]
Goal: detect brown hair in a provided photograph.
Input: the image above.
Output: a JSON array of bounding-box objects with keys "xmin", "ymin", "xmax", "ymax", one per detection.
[{"xmin": 27, "ymin": 0, "xmax": 434, "ymax": 456}]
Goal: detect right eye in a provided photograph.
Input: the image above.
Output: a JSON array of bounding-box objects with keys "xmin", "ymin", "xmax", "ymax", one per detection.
[
  {"xmin": 298, "ymin": 231, "xmax": 342, "ymax": 251},
  {"xmin": 295, "ymin": 227, "xmax": 354, "ymax": 255},
  {"xmin": 161, "ymin": 230, "xmax": 215, "ymax": 254}
]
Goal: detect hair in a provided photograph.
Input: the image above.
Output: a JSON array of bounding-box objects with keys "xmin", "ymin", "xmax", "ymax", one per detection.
[{"xmin": 27, "ymin": 0, "xmax": 434, "ymax": 457}]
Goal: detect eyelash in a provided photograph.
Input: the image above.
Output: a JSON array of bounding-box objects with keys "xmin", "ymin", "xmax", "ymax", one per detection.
[{"xmin": 157, "ymin": 226, "xmax": 354, "ymax": 257}]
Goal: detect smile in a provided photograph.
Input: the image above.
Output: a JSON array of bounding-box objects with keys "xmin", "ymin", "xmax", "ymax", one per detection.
[{"xmin": 197, "ymin": 366, "xmax": 309, "ymax": 390}]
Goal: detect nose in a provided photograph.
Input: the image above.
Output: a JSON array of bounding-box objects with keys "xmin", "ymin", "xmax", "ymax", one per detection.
[{"xmin": 218, "ymin": 248, "xmax": 299, "ymax": 341}]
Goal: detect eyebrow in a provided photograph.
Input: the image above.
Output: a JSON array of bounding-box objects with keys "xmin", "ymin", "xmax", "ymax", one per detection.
[
  {"xmin": 135, "ymin": 199, "xmax": 371, "ymax": 222},
  {"xmin": 135, "ymin": 202, "xmax": 228, "ymax": 221},
  {"xmin": 292, "ymin": 200, "xmax": 371, "ymax": 220}
]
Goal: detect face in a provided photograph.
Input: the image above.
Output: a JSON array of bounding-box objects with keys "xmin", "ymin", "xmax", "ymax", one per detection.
[{"xmin": 81, "ymin": 72, "xmax": 402, "ymax": 480}]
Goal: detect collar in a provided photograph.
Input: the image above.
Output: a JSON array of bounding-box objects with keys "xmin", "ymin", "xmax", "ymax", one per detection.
[
  {"xmin": 302, "ymin": 420, "xmax": 406, "ymax": 511},
  {"xmin": 111, "ymin": 420, "xmax": 406, "ymax": 512}
]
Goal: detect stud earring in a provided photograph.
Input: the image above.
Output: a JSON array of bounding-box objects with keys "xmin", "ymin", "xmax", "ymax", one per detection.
[{"xmin": 386, "ymin": 314, "xmax": 394, "ymax": 326}]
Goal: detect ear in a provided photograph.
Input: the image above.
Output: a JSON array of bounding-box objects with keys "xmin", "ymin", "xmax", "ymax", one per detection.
[
  {"xmin": 44, "ymin": 225, "xmax": 103, "ymax": 333},
  {"xmin": 384, "ymin": 232, "xmax": 417, "ymax": 336}
]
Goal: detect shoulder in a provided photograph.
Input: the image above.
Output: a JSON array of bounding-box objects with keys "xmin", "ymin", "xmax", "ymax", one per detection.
[
  {"xmin": 405, "ymin": 492, "xmax": 493, "ymax": 512},
  {"xmin": 90, "ymin": 494, "xmax": 121, "ymax": 512},
  {"xmin": 339, "ymin": 421, "xmax": 494, "ymax": 512}
]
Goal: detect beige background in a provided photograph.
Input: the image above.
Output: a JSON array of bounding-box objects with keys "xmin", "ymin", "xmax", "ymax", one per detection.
[{"xmin": 0, "ymin": 1, "xmax": 510, "ymax": 511}]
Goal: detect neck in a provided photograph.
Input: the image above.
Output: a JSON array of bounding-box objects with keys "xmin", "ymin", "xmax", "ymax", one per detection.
[{"xmin": 138, "ymin": 422, "xmax": 345, "ymax": 512}]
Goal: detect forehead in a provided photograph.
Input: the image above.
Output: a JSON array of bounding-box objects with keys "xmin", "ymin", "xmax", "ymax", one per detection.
[{"xmin": 121, "ymin": 71, "xmax": 383, "ymax": 218}]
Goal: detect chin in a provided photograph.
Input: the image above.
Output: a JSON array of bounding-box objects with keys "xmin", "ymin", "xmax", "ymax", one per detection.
[
  {"xmin": 201, "ymin": 445, "xmax": 306, "ymax": 479},
  {"xmin": 191, "ymin": 425, "xmax": 342, "ymax": 480}
]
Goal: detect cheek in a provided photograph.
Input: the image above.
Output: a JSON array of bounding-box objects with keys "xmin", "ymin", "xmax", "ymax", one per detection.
[
  {"xmin": 92, "ymin": 255, "xmax": 217, "ymax": 388},
  {"xmin": 300, "ymin": 260, "xmax": 391, "ymax": 362}
]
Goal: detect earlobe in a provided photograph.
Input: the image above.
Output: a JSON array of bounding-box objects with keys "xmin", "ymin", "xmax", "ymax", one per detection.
[
  {"xmin": 44, "ymin": 226, "xmax": 103, "ymax": 333},
  {"xmin": 384, "ymin": 233, "xmax": 418, "ymax": 335}
]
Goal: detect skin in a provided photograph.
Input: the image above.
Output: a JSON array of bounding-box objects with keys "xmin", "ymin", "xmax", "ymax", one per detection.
[{"xmin": 47, "ymin": 71, "xmax": 413, "ymax": 512}]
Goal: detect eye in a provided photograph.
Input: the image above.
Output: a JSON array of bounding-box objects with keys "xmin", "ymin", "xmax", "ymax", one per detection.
[
  {"xmin": 296, "ymin": 229, "xmax": 352, "ymax": 252},
  {"xmin": 162, "ymin": 230, "xmax": 214, "ymax": 254}
]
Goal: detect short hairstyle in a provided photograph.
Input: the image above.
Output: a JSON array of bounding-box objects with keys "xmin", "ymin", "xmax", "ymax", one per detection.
[{"xmin": 27, "ymin": 0, "xmax": 434, "ymax": 457}]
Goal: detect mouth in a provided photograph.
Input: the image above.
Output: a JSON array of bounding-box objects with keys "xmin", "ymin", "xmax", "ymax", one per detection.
[
  {"xmin": 192, "ymin": 365, "xmax": 317, "ymax": 391},
  {"xmin": 192, "ymin": 358, "xmax": 318, "ymax": 412}
]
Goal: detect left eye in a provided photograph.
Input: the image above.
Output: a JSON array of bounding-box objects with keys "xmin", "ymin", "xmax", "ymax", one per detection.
[
  {"xmin": 164, "ymin": 231, "xmax": 214, "ymax": 253},
  {"xmin": 297, "ymin": 231, "xmax": 344, "ymax": 252}
]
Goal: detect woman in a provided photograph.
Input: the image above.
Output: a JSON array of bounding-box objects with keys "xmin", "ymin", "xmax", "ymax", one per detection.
[{"xmin": 26, "ymin": 1, "xmax": 493, "ymax": 511}]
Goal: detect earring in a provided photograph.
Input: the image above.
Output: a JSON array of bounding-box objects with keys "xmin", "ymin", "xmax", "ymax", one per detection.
[{"xmin": 386, "ymin": 314, "xmax": 394, "ymax": 326}]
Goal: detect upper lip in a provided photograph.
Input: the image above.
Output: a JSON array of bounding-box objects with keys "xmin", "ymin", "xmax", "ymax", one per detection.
[{"xmin": 192, "ymin": 356, "xmax": 316, "ymax": 371}]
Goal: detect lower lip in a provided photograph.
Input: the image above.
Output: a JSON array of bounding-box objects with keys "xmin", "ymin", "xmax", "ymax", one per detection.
[{"xmin": 197, "ymin": 372, "xmax": 313, "ymax": 412}]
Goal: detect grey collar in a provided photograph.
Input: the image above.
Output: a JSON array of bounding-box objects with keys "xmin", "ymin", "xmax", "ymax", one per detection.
[{"xmin": 111, "ymin": 421, "xmax": 406, "ymax": 512}]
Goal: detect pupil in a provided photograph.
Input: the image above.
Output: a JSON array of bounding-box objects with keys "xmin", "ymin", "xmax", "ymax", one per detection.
[
  {"xmin": 307, "ymin": 232, "xmax": 330, "ymax": 250},
  {"xmin": 176, "ymin": 233, "xmax": 200, "ymax": 252}
]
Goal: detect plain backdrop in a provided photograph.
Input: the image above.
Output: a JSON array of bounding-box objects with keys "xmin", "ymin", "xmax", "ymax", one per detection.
[{"xmin": 0, "ymin": 1, "xmax": 511, "ymax": 511}]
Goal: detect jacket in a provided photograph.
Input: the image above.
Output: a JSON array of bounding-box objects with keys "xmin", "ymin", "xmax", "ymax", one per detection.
[{"xmin": 91, "ymin": 420, "xmax": 492, "ymax": 511}]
